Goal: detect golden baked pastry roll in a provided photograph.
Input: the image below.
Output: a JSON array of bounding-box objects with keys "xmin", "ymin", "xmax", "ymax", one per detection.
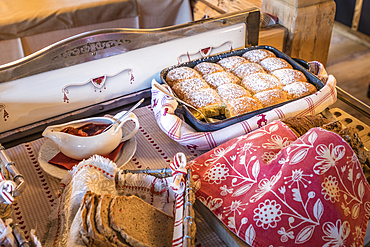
[
  {"xmin": 184, "ymin": 88, "xmax": 223, "ymax": 118},
  {"xmin": 282, "ymin": 81, "xmax": 317, "ymax": 100},
  {"xmin": 203, "ymin": 71, "xmax": 241, "ymax": 88},
  {"xmin": 217, "ymin": 56, "xmax": 248, "ymax": 72},
  {"xmin": 272, "ymin": 68, "xmax": 308, "ymax": 86},
  {"xmin": 242, "ymin": 49, "xmax": 276, "ymax": 63},
  {"xmin": 217, "ymin": 83, "xmax": 251, "ymax": 104},
  {"xmin": 241, "ymin": 73, "xmax": 282, "ymax": 94},
  {"xmin": 194, "ymin": 62, "xmax": 224, "ymax": 76},
  {"xmin": 172, "ymin": 77, "xmax": 210, "ymax": 100},
  {"xmin": 225, "ymin": 96, "xmax": 260, "ymax": 118},
  {"xmin": 253, "ymin": 89, "xmax": 288, "ymax": 108},
  {"xmin": 260, "ymin": 57, "xmax": 293, "ymax": 73},
  {"xmin": 232, "ymin": 62, "xmax": 265, "ymax": 79},
  {"xmin": 166, "ymin": 66, "xmax": 201, "ymax": 87}
]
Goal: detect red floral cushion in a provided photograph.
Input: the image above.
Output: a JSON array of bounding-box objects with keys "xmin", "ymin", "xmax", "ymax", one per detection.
[{"xmin": 188, "ymin": 120, "xmax": 370, "ymax": 246}]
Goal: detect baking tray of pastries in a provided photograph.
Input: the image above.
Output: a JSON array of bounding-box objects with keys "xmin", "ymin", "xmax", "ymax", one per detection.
[{"xmin": 160, "ymin": 45, "xmax": 325, "ymax": 132}]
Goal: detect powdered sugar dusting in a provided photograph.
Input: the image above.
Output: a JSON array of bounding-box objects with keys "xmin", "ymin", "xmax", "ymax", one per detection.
[
  {"xmin": 272, "ymin": 69, "xmax": 308, "ymax": 85},
  {"xmin": 241, "ymin": 73, "xmax": 282, "ymax": 94},
  {"xmin": 282, "ymin": 81, "xmax": 317, "ymax": 99},
  {"xmin": 233, "ymin": 63, "xmax": 265, "ymax": 79},
  {"xmin": 165, "ymin": 51, "xmax": 317, "ymax": 120},
  {"xmin": 217, "ymin": 84, "xmax": 251, "ymax": 103},
  {"xmin": 260, "ymin": 57, "xmax": 293, "ymax": 72},
  {"xmin": 253, "ymin": 89, "xmax": 288, "ymax": 107},
  {"xmin": 242, "ymin": 49, "xmax": 276, "ymax": 63},
  {"xmin": 184, "ymin": 88, "xmax": 221, "ymax": 109},
  {"xmin": 172, "ymin": 77, "xmax": 210, "ymax": 99},
  {"xmin": 217, "ymin": 56, "xmax": 248, "ymax": 72},
  {"xmin": 166, "ymin": 67, "xmax": 201, "ymax": 85},
  {"xmin": 226, "ymin": 96, "xmax": 259, "ymax": 117},
  {"xmin": 204, "ymin": 71, "xmax": 241, "ymax": 88},
  {"xmin": 194, "ymin": 62, "xmax": 224, "ymax": 76}
]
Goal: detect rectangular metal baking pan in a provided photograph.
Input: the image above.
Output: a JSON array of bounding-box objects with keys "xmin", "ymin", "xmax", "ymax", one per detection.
[{"xmin": 160, "ymin": 45, "xmax": 325, "ymax": 132}]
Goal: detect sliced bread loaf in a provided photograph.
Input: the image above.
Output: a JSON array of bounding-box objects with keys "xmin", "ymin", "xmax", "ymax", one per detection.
[
  {"xmin": 80, "ymin": 192, "xmax": 94, "ymax": 237},
  {"xmin": 96, "ymin": 194, "xmax": 130, "ymax": 246},
  {"xmin": 109, "ymin": 195, "xmax": 174, "ymax": 247},
  {"xmin": 96, "ymin": 194, "xmax": 116, "ymax": 237},
  {"xmin": 86, "ymin": 194, "xmax": 117, "ymax": 246}
]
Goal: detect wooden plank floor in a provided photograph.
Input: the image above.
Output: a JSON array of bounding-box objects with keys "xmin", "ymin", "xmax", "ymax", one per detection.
[{"xmin": 326, "ymin": 22, "xmax": 370, "ymax": 126}]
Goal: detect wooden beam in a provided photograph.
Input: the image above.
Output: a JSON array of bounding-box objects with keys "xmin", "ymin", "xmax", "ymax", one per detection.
[
  {"xmin": 262, "ymin": 0, "xmax": 336, "ymax": 66},
  {"xmin": 259, "ymin": 24, "xmax": 287, "ymax": 51},
  {"xmin": 351, "ymin": 0, "xmax": 364, "ymax": 31}
]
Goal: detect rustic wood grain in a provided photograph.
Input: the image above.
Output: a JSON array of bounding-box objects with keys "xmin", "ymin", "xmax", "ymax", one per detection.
[
  {"xmin": 200, "ymin": 0, "xmax": 261, "ymax": 13},
  {"xmin": 193, "ymin": 0, "xmax": 287, "ymax": 51},
  {"xmin": 326, "ymin": 23, "xmax": 370, "ymax": 126},
  {"xmin": 261, "ymin": 0, "xmax": 335, "ymax": 66},
  {"xmin": 352, "ymin": 0, "xmax": 364, "ymax": 31},
  {"xmin": 276, "ymin": 0, "xmax": 330, "ymax": 7},
  {"xmin": 193, "ymin": 1, "xmax": 221, "ymax": 20},
  {"xmin": 259, "ymin": 25, "xmax": 287, "ymax": 51}
]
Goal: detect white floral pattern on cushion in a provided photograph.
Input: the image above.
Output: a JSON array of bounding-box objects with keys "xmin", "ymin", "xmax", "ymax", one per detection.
[{"xmin": 188, "ymin": 120, "xmax": 370, "ymax": 246}]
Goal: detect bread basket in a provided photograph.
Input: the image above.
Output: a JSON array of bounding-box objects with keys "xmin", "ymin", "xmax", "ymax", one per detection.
[{"xmin": 119, "ymin": 167, "xmax": 196, "ymax": 246}]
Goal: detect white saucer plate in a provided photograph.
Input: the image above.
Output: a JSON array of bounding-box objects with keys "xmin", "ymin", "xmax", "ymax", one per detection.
[{"xmin": 38, "ymin": 127, "xmax": 137, "ymax": 180}]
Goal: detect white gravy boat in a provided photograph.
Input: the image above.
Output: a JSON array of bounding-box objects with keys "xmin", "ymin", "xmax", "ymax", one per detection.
[{"xmin": 42, "ymin": 111, "xmax": 139, "ymax": 160}]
